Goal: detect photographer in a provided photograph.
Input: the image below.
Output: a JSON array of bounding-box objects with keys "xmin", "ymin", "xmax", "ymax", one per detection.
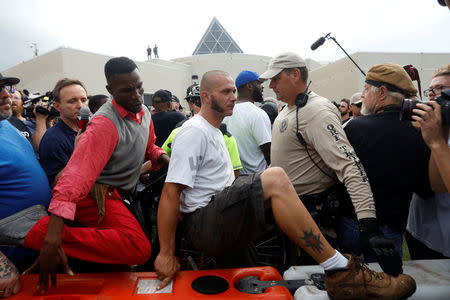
[
  {"xmin": 406, "ymin": 64, "xmax": 450, "ymax": 260},
  {"xmin": 414, "ymin": 64, "xmax": 450, "ymax": 192},
  {"xmin": 21, "ymin": 90, "xmax": 57, "ymax": 152}
]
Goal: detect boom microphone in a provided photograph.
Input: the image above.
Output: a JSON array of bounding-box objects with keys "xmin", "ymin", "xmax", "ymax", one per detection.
[
  {"xmin": 310, "ymin": 32, "xmax": 366, "ymax": 76},
  {"xmin": 311, "ymin": 37, "xmax": 326, "ymax": 51},
  {"xmin": 77, "ymin": 106, "xmax": 91, "ymax": 132}
]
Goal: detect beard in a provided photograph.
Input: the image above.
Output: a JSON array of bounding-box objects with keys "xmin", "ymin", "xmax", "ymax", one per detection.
[
  {"xmin": 360, "ymin": 102, "xmax": 372, "ymax": 116},
  {"xmin": 252, "ymin": 88, "xmax": 264, "ymax": 103},
  {"xmin": 11, "ymin": 106, "xmax": 23, "ymax": 117},
  {"xmin": 211, "ymin": 95, "xmax": 224, "ymax": 113}
]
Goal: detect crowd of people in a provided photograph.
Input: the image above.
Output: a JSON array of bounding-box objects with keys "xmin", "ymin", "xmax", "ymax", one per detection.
[{"xmin": 0, "ymin": 53, "xmax": 449, "ymax": 299}]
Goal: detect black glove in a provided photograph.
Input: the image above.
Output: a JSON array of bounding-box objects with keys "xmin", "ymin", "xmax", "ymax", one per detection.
[{"xmin": 358, "ymin": 218, "xmax": 403, "ymax": 276}]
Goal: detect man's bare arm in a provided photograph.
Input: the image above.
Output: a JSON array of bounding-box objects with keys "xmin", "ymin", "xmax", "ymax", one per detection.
[
  {"xmin": 260, "ymin": 142, "xmax": 271, "ymax": 166},
  {"xmin": 22, "ymin": 215, "xmax": 73, "ymax": 294},
  {"xmin": 413, "ymin": 102, "xmax": 450, "ymax": 192},
  {"xmin": 429, "ymin": 144, "xmax": 450, "ymax": 192},
  {"xmin": 158, "ymin": 153, "xmax": 170, "ymax": 166},
  {"xmin": 32, "ymin": 102, "xmax": 50, "ymax": 152},
  {"xmin": 154, "ymin": 182, "xmax": 186, "ymax": 289}
]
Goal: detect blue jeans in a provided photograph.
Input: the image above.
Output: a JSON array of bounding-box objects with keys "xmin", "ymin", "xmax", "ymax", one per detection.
[{"xmin": 338, "ymin": 216, "xmax": 403, "ymax": 262}]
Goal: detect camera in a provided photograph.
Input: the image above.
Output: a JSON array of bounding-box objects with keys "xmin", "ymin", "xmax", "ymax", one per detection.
[
  {"xmin": 23, "ymin": 91, "xmax": 59, "ymax": 119},
  {"xmin": 400, "ymin": 89, "xmax": 450, "ymax": 125}
]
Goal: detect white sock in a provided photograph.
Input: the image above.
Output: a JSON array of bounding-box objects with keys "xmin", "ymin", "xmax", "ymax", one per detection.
[{"xmin": 320, "ymin": 250, "xmax": 349, "ymax": 271}]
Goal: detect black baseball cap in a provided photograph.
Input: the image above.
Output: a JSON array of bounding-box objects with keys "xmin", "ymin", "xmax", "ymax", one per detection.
[
  {"xmin": 153, "ymin": 89, "xmax": 172, "ymax": 103},
  {"xmin": 0, "ymin": 73, "xmax": 20, "ymax": 85}
]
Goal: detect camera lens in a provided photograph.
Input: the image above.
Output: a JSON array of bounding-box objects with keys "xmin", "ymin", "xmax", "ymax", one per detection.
[
  {"xmin": 400, "ymin": 99, "xmax": 418, "ymax": 121},
  {"xmin": 399, "ymin": 99, "xmax": 434, "ymax": 121}
]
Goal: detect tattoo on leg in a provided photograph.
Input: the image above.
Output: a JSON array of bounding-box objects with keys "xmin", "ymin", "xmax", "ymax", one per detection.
[{"xmin": 300, "ymin": 229, "xmax": 324, "ymax": 252}]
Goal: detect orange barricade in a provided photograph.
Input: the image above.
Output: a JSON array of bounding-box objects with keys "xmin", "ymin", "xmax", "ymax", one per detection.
[{"xmin": 11, "ymin": 266, "xmax": 293, "ymax": 299}]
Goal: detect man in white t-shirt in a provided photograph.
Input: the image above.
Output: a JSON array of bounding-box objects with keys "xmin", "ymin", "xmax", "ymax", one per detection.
[
  {"xmin": 153, "ymin": 70, "xmax": 416, "ymax": 300},
  {"xmin": 223, "ymin": 70, "xmax": 271, "ymax": 173}
]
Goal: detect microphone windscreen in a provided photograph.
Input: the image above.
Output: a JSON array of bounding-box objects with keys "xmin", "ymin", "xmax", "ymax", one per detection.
[
  {"xmin": 80, "ymin": 106, "xmax": 91, "ymax": 120},
  {"xmin": 311, "ymin": 37, "xmax": 326, "ymax": 51}
]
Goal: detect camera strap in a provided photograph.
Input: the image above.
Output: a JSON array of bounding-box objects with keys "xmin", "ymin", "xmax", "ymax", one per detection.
[{"xmin": 375, "ymin": 105, "xmax": 401, "ymax": 114}]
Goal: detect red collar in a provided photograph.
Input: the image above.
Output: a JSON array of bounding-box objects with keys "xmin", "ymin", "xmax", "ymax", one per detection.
[{"xmin": 112, "ymin": 99, "xmax": 145, "ymax": 124}]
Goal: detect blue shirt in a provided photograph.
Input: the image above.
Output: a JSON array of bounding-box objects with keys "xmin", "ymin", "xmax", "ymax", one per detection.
[
  {"xmin": 0, "ymin": 120, "xmax": 51, "ymax": 217},
  {"xmin": 39, "ymin": 119, "xmax": 77, "ymax": 184},
  {"xmin": 0, "ymin": 120, "xmax": 51, "ymax": 263}
]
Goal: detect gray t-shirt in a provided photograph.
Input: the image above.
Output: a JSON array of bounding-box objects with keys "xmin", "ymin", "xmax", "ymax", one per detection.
[{"xmin": 407, "ymin": 138, "xmax": 450, "ymax": 256}]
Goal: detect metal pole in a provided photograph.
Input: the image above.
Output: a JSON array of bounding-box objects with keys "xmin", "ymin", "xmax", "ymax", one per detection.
[{"xmin": 328, "ymin": 37, "xmax": 366, "ymax": 77}]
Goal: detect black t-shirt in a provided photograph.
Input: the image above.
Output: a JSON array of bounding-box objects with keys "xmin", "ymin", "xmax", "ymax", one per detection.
[
  {"xmin": 8, "ymin": 116, "xmax": 33, "ymax": 144},
  {"xmin": 343, "ymin": 110, "xmax": 433, "ymax": 230},
  {"xmin": 152, "ymin": 111, "xmax": 186, "ymax": 146}
]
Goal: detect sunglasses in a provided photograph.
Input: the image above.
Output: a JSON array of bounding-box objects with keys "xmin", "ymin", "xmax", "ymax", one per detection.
[{"xmin": 1, "ymin": 85, "xmax": 15, "ymax": 94}]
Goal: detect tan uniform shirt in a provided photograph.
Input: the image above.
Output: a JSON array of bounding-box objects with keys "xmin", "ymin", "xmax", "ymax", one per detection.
[{"xmin": 271, "ymin": 92, "xmax": 376, "ymax": 220}]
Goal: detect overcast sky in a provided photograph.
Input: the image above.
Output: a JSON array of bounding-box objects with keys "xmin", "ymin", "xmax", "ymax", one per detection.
[{"xmin": 1, "ymin": 0, "xmax": 449, "ymax": 72}]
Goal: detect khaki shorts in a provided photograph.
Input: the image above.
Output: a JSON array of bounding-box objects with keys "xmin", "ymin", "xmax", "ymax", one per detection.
[{"xmin": 182, "ymin": 173, "xmax": 265, "ymax": 256}]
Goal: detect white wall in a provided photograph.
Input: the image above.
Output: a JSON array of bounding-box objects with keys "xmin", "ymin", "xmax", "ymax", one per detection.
[{"xmin": 4, "ymin": 48, "xmax": 449, "ymax": 109}]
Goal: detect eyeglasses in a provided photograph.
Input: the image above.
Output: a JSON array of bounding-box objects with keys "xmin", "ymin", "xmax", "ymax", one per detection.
[
  {"xmin": 0, "ymin": 85, "xmax": 14, "ymax": 94},
  {"xmin": 424, "ymin": 85, "xmax": 450, "ymax": 97}
]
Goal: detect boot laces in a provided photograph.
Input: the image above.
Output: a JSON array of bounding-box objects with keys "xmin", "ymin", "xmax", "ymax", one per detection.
[{"xmin": 353, "ymin": 256, "xmax": 384, "ymax": 281}]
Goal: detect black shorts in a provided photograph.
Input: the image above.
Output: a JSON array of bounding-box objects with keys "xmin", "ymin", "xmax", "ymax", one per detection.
[{"xmin": 182, "ymin": 173, "xmax": 265, "ymax": 256}]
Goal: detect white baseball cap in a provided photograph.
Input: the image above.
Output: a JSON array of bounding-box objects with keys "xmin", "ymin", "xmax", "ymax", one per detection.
[{"xmin": 259, "ymin": 52, "xmax": 306, "ymax": 80}]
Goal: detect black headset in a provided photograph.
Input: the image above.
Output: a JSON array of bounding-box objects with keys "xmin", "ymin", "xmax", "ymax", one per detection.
[{"xmin": 295, "ymin": 84, "xmax": 310, "ymax": 108}]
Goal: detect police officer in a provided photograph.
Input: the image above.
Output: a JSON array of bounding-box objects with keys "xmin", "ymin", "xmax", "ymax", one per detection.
[{"xmin": 260, "ymin": 52, "xmax": 402, "ymax": 276}]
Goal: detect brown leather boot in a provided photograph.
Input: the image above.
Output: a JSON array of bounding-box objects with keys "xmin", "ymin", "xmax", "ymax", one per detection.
[{"xmin": 325, "ymin": 255, "xmax": 416, "ymax": 300}]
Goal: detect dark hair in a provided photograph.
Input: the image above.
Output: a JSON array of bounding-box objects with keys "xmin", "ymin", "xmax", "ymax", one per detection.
[
  {"xmin": 88, "ymin": 94, "xmax": 109, "ymax": 114},
  {"xmin": 340, "ymin": 98, "xmax": 350, "ymax": 106},
  {"xmin": 53, "ymin": 78, "xmax": 87, "ymax": 103},
  {"xmin": 172, "ymin": 95, "xmax": 180, "ymax": 103},
  {"xmin": 104, "ymin": 57, "xmax": 138, "ymax": 81},
  {"xmin": 153, "ymin": 89, "xmax": 172, "ymax": 103},
  {"xmin": 284, "ymin": 67, "xmax": 308, "ymax": 84}
]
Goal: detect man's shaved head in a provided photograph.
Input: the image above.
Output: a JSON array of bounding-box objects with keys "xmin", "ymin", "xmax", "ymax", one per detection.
[{"xmin": 200, "ymin": 70, "xmax": 231, "ymax": 92}]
